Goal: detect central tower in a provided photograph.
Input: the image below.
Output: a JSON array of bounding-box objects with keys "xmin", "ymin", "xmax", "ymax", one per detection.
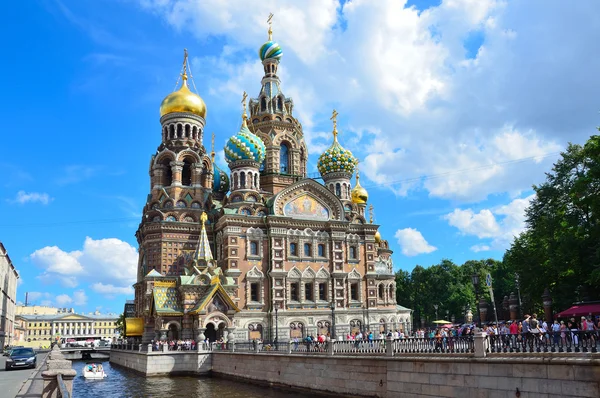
[{"xmin": 248, "ymin": 19, "xmax": 307, "ymax": 195}]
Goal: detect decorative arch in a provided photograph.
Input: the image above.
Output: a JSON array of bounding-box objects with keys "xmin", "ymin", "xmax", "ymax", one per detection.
[
  {"xmin": 287, "ymin": 266, "xmax": 302, "ymax": 279},
  {"xmin": 302, "ymin": 267, "xmax": 316, "ymax": 279},
  {"xmin": 203, "ymin": 311, "xmax": 232, "ymax": 328},
  {"xmin": 272, "ymin": 179, "xmax": 345, "ymax": 221},
  {"xmin": 154, "ymin": 149, "xmax": 177, "ymax": 166}
]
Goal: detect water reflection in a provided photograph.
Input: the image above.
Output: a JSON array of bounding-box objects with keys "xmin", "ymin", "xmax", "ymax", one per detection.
[{"xmin": 72, "ymin": 360, "xmax": 313, "ymax": 398}]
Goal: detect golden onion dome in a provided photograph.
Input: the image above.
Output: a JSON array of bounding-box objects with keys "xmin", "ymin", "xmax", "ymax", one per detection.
[
  {"xmin": 374, "ymin": 230, "xmax": 381, "ymax": 243},
  {"xmin": 160, "ymin": 72, "xmax": 207, "ymax": 119},
  {"xmin": 351, "ymin": 170, "xmax": 368, "ymax": 205}
]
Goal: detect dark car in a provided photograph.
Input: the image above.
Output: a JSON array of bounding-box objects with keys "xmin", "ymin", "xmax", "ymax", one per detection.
[{"xmin": 5, "ymin": 348, "xmax": 37, "ymax": 370}]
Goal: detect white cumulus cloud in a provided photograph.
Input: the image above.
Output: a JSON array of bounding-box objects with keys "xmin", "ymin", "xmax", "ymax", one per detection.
[
  {"xmin": 394, "ymin": 228, "xmax": 437, "ymax": 257},
  {"xmin": 91, "ymin": 283, "xmax": 134, "ymax": 295},
  {"xmin": 444, "ymin": 194, "xmax": 535, "ymax": 251},
  {"xmin": 30, "ymin": 237, "xmax": 137, "ymax": 297},
  {"xmin": 10, "ymin": 191, "xmax": 53, "ymax": 205},
  {"xmin": 55, "ymin": 294, "xmax": 73, "ymax": 306}
]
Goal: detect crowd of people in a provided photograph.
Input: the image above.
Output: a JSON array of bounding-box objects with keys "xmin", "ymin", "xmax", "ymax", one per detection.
[{"xmin": 151, "ymin": 339, "xmax": 198, "ymax": 351}]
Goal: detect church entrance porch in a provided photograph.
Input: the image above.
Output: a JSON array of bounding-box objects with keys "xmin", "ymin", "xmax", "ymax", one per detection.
[
  {"xmin": 205, "ymin": 323, "xmax": 217, "ymax": 342},
  {"xmin": 168, "ymin": 323, "xmax": 179, "ymax": 340}
]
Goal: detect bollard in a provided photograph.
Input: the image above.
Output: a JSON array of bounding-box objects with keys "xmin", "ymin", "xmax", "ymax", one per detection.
[
  {"xmin": 147, "ymin": 344, "xmax": 152, "ymax": 353},
  {"xmin": 41, "ymin": 345, "xmax": 77, "ymax": 398},
  {"xmin": 474, "ymin": 332, "xmax": 487, "ymax": 358},
  {"xmin": 162, "ymin": 343, "xmax": 168, "ymax": 353},
  {"xmin": 386, "ymin": 337, "xmax": 394, "ymax": 357},
  {"xmin": 328, "ymin": 340, "xmax": 335, "ymax": 356},
  {"xmin": 254, "ymin": 341, "xmax": 260, "ymax": 353}
]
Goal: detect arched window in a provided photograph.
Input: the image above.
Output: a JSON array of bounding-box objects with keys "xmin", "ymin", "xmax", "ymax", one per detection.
[
  {"xmin": 177, "ymin": 124, "xmax": 183, "ymax": 138},
  {"xmin": 233, "ymin": 173, "xmax": 238, "ymax": 190},
  {"xmin": 336, "ymin": 183, "xmax": 341, "ymax": 197},
  {"xmin": 349, "ymin": 246, "xmax": 357, "ymax": 259},
  {"xmin": 254, "ymin": 174, "xmax": 258, "ymax": 189},
  {"xmin": 304, "ymin": 243, "xmax": 312, "ymax": 257},
  {"xmin": 318, "ymin": 244, "xmax": 325, "ymax": 257},
  {"xmin": 280, "ymin": 143, "xmax": 290, "ymax": 173},
  {"xmin": 160, "ymin": 159, "xmax": 173, "ymax": 186},
  {"xmin": 250, "ymin": 241, "xmax": 258, "ymax": 256},
  {"xmin": 290, "ymin": 243, "xmax": 298, "ymax": 256},
  {"xmin": 182, "ymin": 159, "xmax": 193, "ymax": 186},
  {"xmin": 261, "ymin": 97, "xmax": 267, "ymax": 112},
  {"xmin": 185, "ymin": 124, "xmax": 191, "ymax": 138},
  {"xmin": 277, "ymin": 97, "xmax": 283, "ymax": 110},
  {"xmin": 240, "ymin": 172, "xmax": 246, "ymax": 188},
  {"xmin": 378, "ymin": 284, "xmax": 384, "ymax": 299}
]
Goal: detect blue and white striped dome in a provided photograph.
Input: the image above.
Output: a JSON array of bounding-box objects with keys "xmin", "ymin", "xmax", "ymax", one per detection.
[
  {"xmin": 259, "ymin": 40, "xmax": 282, "ymax": 61},
  {"xmin": 224, "ymin": 124, "xmax": 266, "ymax": 164}
]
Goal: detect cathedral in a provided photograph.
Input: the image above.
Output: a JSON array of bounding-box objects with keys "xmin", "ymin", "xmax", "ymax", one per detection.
[{"xmin": 129, "ymin": 20, "xmax": 412, "ymax": 343}]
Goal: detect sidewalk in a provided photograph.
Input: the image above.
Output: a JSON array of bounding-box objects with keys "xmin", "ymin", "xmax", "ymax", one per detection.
[{"xmin": 14, "ymin": 353, "xmax": 48, "ymax": 398}]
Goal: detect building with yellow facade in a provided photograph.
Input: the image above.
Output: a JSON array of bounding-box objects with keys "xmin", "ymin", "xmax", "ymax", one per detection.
[{"xmin": 14, "ymin": 311, "xmax": 120, "ymax": 348}]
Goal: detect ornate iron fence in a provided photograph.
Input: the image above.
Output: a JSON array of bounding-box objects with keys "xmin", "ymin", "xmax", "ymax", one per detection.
[{"xmin": 487, "ymin": 331, "xmax": 599, "ymax": 354}]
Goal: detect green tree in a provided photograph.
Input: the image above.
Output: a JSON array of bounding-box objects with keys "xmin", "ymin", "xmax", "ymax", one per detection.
[
  {"xmin": 115, "ymin": 313, "xmax": 125, "ymax": 335},
  {"xmin": 504, "ymin": 134, "xmax": 600, "ymax": 313}
]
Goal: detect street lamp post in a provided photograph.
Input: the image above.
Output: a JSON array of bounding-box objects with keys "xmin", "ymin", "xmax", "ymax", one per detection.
[
  {"xmin": 433, "ymin": 304, "xmax": 439, "ymax": 322},
  {"xmin": 330, "ymin": 301, "xmax": 336, "ymax": 340},
  {"xmin": 471, "ymin": 273, "xmax": 480, "ymax": 328},
  {"xmin": 515, "ymin": 273, "xmax": 523, "ymax": 318}
]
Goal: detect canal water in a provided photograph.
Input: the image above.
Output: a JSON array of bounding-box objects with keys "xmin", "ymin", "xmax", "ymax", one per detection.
[{"xmin": 72, "ymin": 360, "xmax": 313, "ymax": 398}]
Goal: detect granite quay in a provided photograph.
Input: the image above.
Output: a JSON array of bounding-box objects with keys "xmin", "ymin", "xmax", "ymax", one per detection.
[{"xmin": 108, "ymin": 334, "xmax": 600, "ymax": 398}]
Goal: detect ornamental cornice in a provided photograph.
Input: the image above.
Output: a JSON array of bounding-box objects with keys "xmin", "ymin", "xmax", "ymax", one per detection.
[
  {"xmin": 160, "ymin": 112, "xmax": 206, "ymax": 126},
  {"xmin": 228, "ymin": 159, "xmax": 260, "ymax": 170},
  {"xmin": 322, "ymin": 171, "xmax": 352, "ymax": 182}
]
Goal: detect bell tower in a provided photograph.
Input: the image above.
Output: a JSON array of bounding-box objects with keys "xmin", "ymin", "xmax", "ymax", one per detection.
[{"xmin": 248, "ymin": 15, "xmax": 308, "ymax": 195}]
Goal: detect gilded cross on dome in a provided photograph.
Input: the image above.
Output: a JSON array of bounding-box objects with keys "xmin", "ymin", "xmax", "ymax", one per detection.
[
  {"xmin": 330, "ymin": 109, "xmax": 339, "ymax": 140},
  {"xmin": 182, "ymin": 48, "xmax": 189, "ymax": 80},
  {"xmin": 267, "ymin": 13, "xmax": 274, "ymax": 40},
  {"xmin": 241, "ymin": 91, "xmax": 248, "ymax": 126}
]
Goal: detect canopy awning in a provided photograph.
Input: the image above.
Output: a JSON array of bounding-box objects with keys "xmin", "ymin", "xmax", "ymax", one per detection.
[
  {"xmin": 125, "ymin": 318, "xmax": 144, "ymax": 337},
  {"xmin": 555, "ymin": 303, "xmax": 600, "ymax": 319}
]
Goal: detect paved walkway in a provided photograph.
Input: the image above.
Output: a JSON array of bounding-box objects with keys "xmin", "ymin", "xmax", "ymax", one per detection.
[{"xmin": 11, "ymin": 353, "xmax": 48, "ymax": 398}]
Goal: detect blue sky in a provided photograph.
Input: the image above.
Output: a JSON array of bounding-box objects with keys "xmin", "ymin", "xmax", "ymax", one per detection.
[{"xmin": 1, "ymin": 0, "xmax": 599, "ymax": 314}]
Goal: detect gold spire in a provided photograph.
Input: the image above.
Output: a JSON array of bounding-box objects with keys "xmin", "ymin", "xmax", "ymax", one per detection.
[
  {"xmin": 181, "ymin": 48, "xmax": 189, "ymax": 83},
  {"xmin": 210, "ymin": 133, "xmax": 216, "ymax": 162},
  {"xmin": 192, "ymin": 211, "xmax": 213, "ymax": 266},
  {"xmin": 330, "ymin": 109, "xmax": 339, "ymax": 141},
  {"xmin": 241, "ymin": 91, "xmax": 248, "ymax": 128},
  {"xmin": 159, "ymin": 48, "xmax": 207, "ymax": 118},
  {"xmin": 267, "ymin": 13, "xmax": 274, "ymax": 40},
  {"xmin": 351, "ymin": 165, "xmax": 368, "ymax": 205}
]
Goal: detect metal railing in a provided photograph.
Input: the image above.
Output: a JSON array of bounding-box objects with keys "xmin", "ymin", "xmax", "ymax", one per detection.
[
  {"xmin": 56, "ymin": 374, "xmax": 71, "ymax": 398},
  {"xmin": 393, "ymin": 336, "xmax": 475, "ymax": 354},
  {"xmin": 486, "ymin": 331, "xmax": 599, "ymax": 354}
]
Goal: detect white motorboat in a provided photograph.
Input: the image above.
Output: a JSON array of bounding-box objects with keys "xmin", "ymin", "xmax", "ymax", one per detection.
[{"xmin": 82, "ymin": 364, "xmax": 107, "ymax": 379}]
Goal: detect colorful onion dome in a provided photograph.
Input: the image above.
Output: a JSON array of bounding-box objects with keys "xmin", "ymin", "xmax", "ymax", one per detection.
[
  {"xmin": 212, "ymin": 162, "xmax": 229, "ymax": 194},
  {"xmin": 317, "ymin": 113, "xmax": 358, "ymax": 177},
  {"xmin": 351, "ymin": 171, "xmax": 368, "ymax": 205},
  {"xmin": 224, "ymin": 122, "xmax": 266, "ymax": 164},
  {"xmin": 160, "ymin": 52, "xmax": 207, "ymax": 119},
  {"xmin": 374, "ymin": 230, "xmax": 381, "ymax": 243},
  {"xmin": 259, "ymin": 40, "xmax": 282, "ymax": 61}
]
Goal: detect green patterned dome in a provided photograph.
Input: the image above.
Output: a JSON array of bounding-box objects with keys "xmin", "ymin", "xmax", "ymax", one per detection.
[{"xmin": 317, "ymin": 134, "xmax": 358, "ymax": 177}]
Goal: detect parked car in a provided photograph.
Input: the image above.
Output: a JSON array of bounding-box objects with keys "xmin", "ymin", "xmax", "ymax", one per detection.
[
  {"xmin": 3, "ymin": 346, "xmax": 23, "ymax": 356},
  {"xmin": 5, "ymin": 348, "xmax": 36, "ymax": 370}
]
